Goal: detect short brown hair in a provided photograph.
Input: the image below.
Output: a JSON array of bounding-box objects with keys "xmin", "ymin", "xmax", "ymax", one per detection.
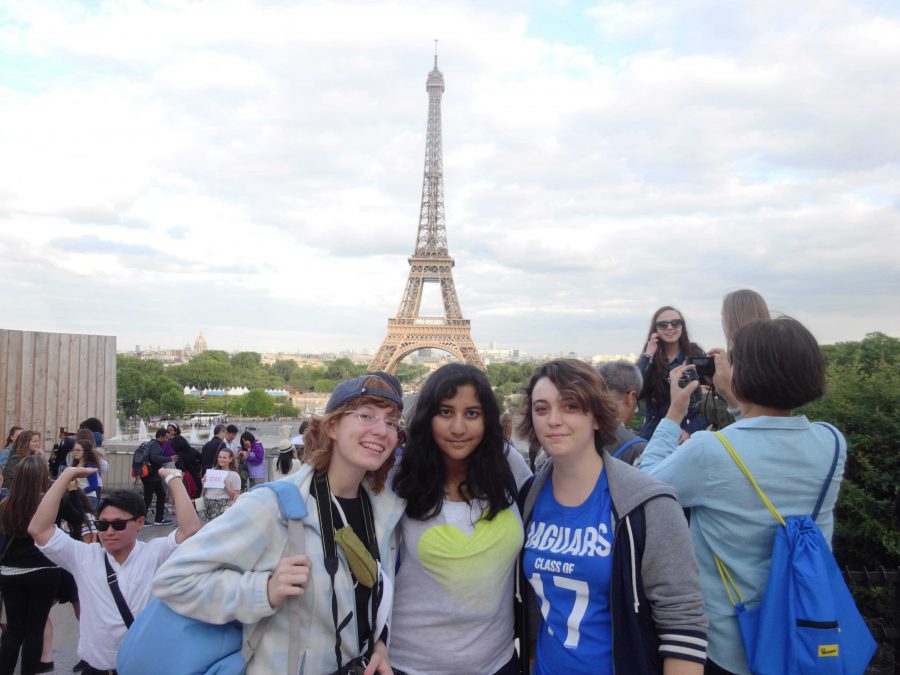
[
  {"xmin": 517, "ymin": 359, "xmax": 619, "ymax": 454},
  {"xmin": 731, "ymin": 317, "xmax": 825, "ymax": 410},
  {"xmin": 303, "ymin": 377, "xmax": 401, "ymax": 494}
]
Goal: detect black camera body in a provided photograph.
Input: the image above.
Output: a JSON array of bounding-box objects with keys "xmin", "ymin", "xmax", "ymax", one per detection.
[
  {"xmin": 329, "ymin": 657, "xmax": 368, "ymax": 675},
  {"xmin": 676, "ymin": 365, "xmax": 702, "ymax": 409},
  {"xmin": 686, "ymin": 355, "xmax": 716, "ymax": 381}
]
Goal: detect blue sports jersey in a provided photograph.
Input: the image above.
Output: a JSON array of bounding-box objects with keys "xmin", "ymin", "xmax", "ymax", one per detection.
[{"xmin": 523, "ymin": 469, "xmax": 615, "ymax": 675}]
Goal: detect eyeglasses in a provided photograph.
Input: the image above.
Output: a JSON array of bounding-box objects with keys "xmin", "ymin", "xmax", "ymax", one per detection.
[
  {"xmin": 655, "ymin": 319, "xmax": 684, "ymax": 330},
  {"xmin": 344, "ymin": 411, "xmax": 403, "ymax": 435},
  {"xmin": 95, "ymin": 517, "xmax": 139, "ymax": 532}
]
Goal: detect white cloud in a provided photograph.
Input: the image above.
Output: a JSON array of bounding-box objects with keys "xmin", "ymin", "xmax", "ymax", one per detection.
[{"xmin": 0, "ymin": 0, "xmax": 898, "ymax": 358}]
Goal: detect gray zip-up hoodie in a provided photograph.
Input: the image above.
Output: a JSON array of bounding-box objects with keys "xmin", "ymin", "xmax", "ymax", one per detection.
[{"xmin": 517, "ymin": 452, "xmax": 708, "ymax": 673}]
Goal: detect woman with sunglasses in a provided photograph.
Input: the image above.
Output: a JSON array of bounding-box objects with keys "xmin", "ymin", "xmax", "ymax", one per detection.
[
  {"xmin": 638, "ymin": 306, "xmax": 708, "ymax": 440},
  {"xmin": 0, "ymin": 455, "xmax": 82, "ymax": 675},
  {"xmin": 155, "ymin": 373, "xmax": 407, "ymax": 675},
  {"xmin": 390, "ymin": 364, "xmax": 531, "ymax": 675}
]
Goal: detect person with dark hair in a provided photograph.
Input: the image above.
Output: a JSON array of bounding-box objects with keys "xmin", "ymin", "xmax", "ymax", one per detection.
[
  {"xmin": 223, "ymin": 424, "xmax": 240, "ymax": 452},
  {"xmin": 272, "ymin": 440, "xmax": 300, "ymax": 478},
  {"xmin": 596, "ymin": 360, "xmax": 647, "ymax": 465},
  {"xmin": 0, "ymin": 427, "xmax": 22, "ymax": 471},
  {"xmin": 200, "ymin": 424, "xmax": 227, "ymax": 473},
  {"xmin": 637, "ymin": 305, "xmax": 709, "ymax": 440},
  {"xmin": 142, "ymin": 428, "xmax": 173, "ymax": 526},
  {"xmin": 154, "ymin": 373, "xmax": 406, "ymax": 674},
  {"xmin": 640, "ymin": 317, "xmax": 843, "ymax": 675},
  {"xmin": 3, "ymin": 431, "xmax": 44, "ymax": 486},
  {"xmin": 71, "ymin": 438, "xmax": 101, "ymax": 510},
  {"xmin": 390, "ymin": 364, "xmax": 531, "ymax": 675},
  {"xmin": 165, "ymin": 423, "xmax": 201, "ymax": 497},
  {"xmin": 29, "ymin": 463, "xmax": 201, "ymax": 674},
  {"xmin": 518, "ymin": 359, "xmax": 707, "ymax": 675},
  {"xmin": 290, "ymin": 419, "xmax": 310, "ymax": 449},
  {"xmin": 0, "ymin": 456, "xmax": 77, "ymax": 675},
  {"xmin": 239, "ymin": 431, "xmax": 266, "ymax": 488}
]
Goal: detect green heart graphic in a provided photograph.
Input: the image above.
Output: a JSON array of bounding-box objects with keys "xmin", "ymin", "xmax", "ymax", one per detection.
[{"xmin": 417, "ymin": 508, "xmax": 523, "ymax": 609}]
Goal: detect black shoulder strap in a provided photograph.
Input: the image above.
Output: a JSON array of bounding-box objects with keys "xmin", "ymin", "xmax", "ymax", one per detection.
[{"xmin": 104, "ymin": 554, "xmax": 135, "ymax": 628}]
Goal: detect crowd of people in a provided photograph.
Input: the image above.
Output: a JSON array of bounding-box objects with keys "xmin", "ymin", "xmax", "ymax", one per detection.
[{"xmin": 0, "ymin": 289, "xmax": 853, "ymax": 675}]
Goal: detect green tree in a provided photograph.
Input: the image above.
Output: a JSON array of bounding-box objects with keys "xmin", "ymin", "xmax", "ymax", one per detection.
[
  {"xmin": 314, "ymin": 379, "xmax": 337, "ymax": 393},
  {"xmin": 242, "ymin": 389, "xmax": 276, "ymax": 417},
  {"xmin": 273, "ymin": 359, "xmax": 299, "ymax": 382},
  {"xmin": 325, "ymin": 358, "xmax": 364, "ymax": 381},
  {"xmin": 160, "ymin": 389, "xmax": 189, "ymax": 417}
]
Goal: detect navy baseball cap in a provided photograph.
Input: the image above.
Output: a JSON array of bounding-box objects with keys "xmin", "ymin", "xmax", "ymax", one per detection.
[{"xmin": 325, "ymin": 372, "xmax": 404, "ymax": 413}]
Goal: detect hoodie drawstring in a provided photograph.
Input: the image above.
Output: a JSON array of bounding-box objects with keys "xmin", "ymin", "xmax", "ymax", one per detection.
[{"xmin": 625, "ymin": 515, "xmax": 640, "ymax": 614}]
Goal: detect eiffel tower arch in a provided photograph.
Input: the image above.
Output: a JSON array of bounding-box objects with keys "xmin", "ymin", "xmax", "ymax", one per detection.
[{"xmin": 370, "ymin": 54, "xmax": 485, "ymax": 373}]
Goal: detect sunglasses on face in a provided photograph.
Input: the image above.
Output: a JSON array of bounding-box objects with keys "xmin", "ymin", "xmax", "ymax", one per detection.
[
  {"xmin": 655, "ymin": 319, "xmax": 684, "ymax": 330},
  {"xmin": 95, "ymin": 517, "xmax": 138, "ymax": 532}
]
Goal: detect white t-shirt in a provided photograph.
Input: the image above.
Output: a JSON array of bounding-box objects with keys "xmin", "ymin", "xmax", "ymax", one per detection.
[
  {"xmin": 203, "ymin": 470, "xmax": 241, "ymax": 500},
  {"xmin": 389, "ymin": 449, "xmax": 531, "ymax": 675},
  {"xmin": 38, "ymin": 528, "xmax": 178, "ymax": 669}
]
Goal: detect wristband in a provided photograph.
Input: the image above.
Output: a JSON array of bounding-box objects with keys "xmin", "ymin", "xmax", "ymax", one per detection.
[{"xmin": 164, "ymin": 470, "xmax": 183, "ymax": 485}]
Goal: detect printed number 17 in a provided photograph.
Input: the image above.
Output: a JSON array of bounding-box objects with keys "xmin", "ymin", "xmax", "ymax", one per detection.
[{"xmin": 529, "ymin": 573, "xmax": 589, "ymax": 648}]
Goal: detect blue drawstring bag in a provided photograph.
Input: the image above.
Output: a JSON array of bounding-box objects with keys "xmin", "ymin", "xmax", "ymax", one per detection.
[{"xmin": 713, "ymin": 426, "xmax": 876, "ymax": 675}]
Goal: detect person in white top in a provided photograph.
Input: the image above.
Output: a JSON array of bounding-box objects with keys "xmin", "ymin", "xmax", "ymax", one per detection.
[
  {"xmin": 390, "ymin": 363, "xmax": 532, "ymax": 675},
  {"xmin": 28, "ymin": 466, "xmax": 202, "ymax": 673},
  {"xmin": 201, "ymin": 449, "xmax": 241, "ymax": 520},
  {"xmin": 272, "ymin": 439, "xmax": 301, "ymax": 478}
]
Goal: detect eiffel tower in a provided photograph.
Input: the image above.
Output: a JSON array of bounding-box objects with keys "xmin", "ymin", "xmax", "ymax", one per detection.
[{"xmin": 369, "ymin": 54, "xmax": 484, "ymax": 373}]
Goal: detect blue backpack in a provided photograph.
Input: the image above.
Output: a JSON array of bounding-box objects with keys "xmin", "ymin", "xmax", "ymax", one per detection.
[
  {"xmin": 116, "ymin": 481, "xmax": 308, "ymax": 675},
  {"xmin": 712, "ymin": 425, "xmax": 876, "ymax": 674}
]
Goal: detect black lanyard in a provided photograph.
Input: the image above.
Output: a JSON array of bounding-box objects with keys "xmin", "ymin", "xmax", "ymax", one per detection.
[{"xmin": 311, "ymin": 471, "xmax": 382, "ymax": 672}]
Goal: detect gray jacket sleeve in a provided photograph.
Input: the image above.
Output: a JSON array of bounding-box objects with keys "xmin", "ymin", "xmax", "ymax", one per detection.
[
  {"xmin": 640, "ymin": 495, "xmax": 709, "ymax": 640},
  {"xmin": 148, "ymin": 441, "xmax": 168, "ymax": 466}
]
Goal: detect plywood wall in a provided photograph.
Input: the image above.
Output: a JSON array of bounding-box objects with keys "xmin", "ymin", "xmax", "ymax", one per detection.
[{"xmin": 0, "ymin": 329, "xmax": 116, "ymax": 450}]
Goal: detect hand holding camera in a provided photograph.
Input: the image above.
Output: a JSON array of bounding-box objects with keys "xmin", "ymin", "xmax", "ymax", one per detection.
[{"xmin": 667, "ymin": 364, "xmax": 700, "ymax": 423}]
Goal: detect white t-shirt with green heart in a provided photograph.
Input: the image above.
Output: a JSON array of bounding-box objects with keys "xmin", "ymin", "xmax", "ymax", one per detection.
[{"xmin": 390, "ymin": 451, "xmax": 530, "ymax": 675}]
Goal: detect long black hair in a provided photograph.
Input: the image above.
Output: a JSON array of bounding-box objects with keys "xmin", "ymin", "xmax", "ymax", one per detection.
[{"xmin": 393, "ymin": 363, "xmax": 516, "ymax": 521}]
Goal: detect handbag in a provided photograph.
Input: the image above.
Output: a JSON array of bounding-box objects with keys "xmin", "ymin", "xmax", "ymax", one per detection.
[
  {"xmin": 117, "ymin": 481, "xmax": 309, "ymax": 675},
  {"xmin": 711, "ymin": 426, "xmax": 876, "ymax": 674}
]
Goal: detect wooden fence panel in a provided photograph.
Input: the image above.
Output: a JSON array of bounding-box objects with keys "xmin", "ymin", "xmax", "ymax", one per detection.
[{"xmin": 0, "ymin": 329, "xmax": 116, "ymax": 447}]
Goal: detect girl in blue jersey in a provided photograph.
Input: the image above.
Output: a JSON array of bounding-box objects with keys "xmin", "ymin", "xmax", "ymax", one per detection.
[
  {"xmin": 517, "ymin": 359, "xmax": 707, "ymax": 675},
  {"xmin": 391, "ymin": 364, "xmax": 532, "ymax": 675}
]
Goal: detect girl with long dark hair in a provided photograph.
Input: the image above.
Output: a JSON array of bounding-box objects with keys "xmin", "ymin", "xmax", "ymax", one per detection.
[
  {"xmin": 239, "ymin": 431, "xmax": 266, "ymax": 488},
  {"xmin": 391, "ymin": 363, "xmax": 531, "ymax": 675},
  {"xmin": 637, "ymin": 305, "xmax": 708, "ymax": 439},
  {"xmin": 71, "ymin": 438, "xmax": 101, "ymax": 510},
  {"xmin": 0, "ymin": 456, "xmax": 70, "ymax": 675}
]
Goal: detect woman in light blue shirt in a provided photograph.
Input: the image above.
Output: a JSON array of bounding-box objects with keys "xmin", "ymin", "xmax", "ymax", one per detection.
[{"xmin": 640, "ymin": 317, "xmax": 846, "ymax": 675}]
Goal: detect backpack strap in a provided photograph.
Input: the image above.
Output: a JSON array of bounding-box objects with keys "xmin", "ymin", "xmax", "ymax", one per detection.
[
  {"xmin": 245, "ymin": 481, "xmax": 308, "ymax": 675},
  {"xmin": 811, "ymin": 422, "xmax": 841, "ymax": 521},
  {"xmin": 612, "ymin": 436, "xmax": 644, "ymax": 460},
  {"xmin": 712, "ymin": 432, "xmax": 786, "ymax": 526},
  {"xmin": 104, "ymin": 554, "xmax": 135, "ymax": 628}
]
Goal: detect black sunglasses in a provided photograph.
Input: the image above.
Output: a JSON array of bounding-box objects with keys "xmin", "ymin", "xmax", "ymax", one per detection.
[
  {"xmin": 655, "ymin": 319, "xmax": 684, "ymax": 330},
  {"xmin": 95, "ymin": 517, "xmax": 139, "ymax": 532}
]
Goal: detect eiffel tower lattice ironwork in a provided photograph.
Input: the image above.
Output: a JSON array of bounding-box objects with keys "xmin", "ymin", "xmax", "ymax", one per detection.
[{"xmin": 369, "ymin": 55, "xmax": 484, "ymax": 373}]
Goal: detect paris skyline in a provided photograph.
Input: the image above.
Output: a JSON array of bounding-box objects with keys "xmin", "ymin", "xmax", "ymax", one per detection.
[{"xmin": 2, "ymin": 1, "xmax": 898, "ymax": 358}]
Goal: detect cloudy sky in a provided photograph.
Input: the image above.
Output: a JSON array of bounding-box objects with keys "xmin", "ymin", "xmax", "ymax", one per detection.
[{"xmin": 2, "ymin": 0, "xmax": 898, "ymax": 358}]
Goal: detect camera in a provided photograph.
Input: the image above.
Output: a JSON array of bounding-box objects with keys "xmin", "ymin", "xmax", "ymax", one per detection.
[
  {"xmin": 676, "ymin": 366, "xmax": 702, "ymax": 409},
  {"xmin": 328, "ymin": 657, "xmax": 368, "ymax": 675},
  {"xmin": 686, "ymin": 355, "xmax": 715, "ymax": 381}
]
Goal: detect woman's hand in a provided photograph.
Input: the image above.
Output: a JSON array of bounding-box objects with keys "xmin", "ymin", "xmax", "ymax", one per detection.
[
  {"xmin": 266, "ymin": 554, "xmax": 312, "ymax": 608},
  {"xmin": 644, "ymin": 332, "xmax": 660, "ymax": 357},
  {"xmin": 60, "ymin": 466, "xmax": 97, "ymax": 480},
  {"xmin": 666, "ymin": 364, "xmax": 699, "ymax": 423},
  {"xmin": 708, "ymin": 347, "xmax": 736, "ymax": 407},
  {"xmin": 365, "ymin": 641, "xmax": 393, "ymax": 675}
]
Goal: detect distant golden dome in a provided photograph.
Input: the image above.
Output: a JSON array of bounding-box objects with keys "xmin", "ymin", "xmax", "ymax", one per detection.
[{"xmin": 194, "ymin": 332, "xmax": 208, "ymax": 353}]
